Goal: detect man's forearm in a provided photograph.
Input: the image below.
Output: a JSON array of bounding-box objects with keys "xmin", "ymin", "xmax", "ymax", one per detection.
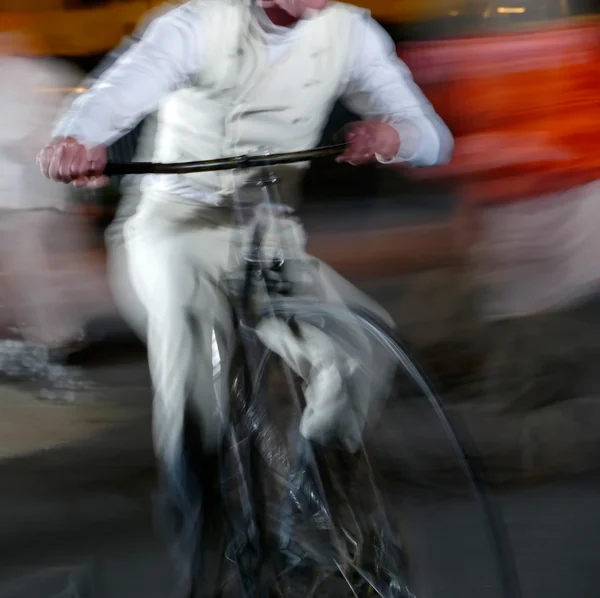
[
  {"xmin": 377, "ymin": 120, "xmax": 421, "ymax": 164},
  {"xmin": 375, "ymin": 115, "xmax": 454, "ymax": 167},
  {"xmin": 344, "ymin": 15, "xmax": 454, "ymax": 168},
  {"xmin": 388, "ymin": 114, "xmax": 453, "ymax": 166},
  {"xmin": 51, "ymin": 92, "xmax": 117, "ymax": 147}
]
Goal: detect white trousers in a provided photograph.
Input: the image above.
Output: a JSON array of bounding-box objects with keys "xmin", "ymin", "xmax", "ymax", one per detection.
[{"xmin": 123, "ymin": 192, "xmax": 394, "ymax": 469}]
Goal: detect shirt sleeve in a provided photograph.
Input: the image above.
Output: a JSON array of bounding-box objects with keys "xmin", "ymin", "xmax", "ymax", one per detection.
[
  {"xmin": 341, "ymin": 14, "xmax": 454, "ymax": 167},
  {"xmin": 52, "ymin": 4, "xmax": 202, "ymax": 148}
]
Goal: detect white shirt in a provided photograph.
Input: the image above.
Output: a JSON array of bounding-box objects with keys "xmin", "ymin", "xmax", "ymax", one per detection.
[{"xmin": 54, "ymin": 1, "xmax": 453, "ymax": 203}]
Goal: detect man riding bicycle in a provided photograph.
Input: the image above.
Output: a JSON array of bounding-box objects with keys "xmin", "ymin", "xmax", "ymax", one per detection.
[{"xmin": 38, "ymin": 0, "xmax": 453, "ymax": 592}]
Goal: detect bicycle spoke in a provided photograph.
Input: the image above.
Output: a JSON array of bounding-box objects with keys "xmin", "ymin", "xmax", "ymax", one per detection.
[
  {"xmin": 348, "ymin": 562, "xmax": 417, "ymax": 598},
  {"xmin": 334, "ymin": 559, "xmax": 360, "ymax": 598}
]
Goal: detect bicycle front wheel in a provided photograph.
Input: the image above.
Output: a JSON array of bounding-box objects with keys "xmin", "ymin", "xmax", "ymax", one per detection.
[
  {"xmin": 239, "ymin": 299, "xmax": 516, "ymax": 598},
  {"xmin": 233, "ymin": 299, "xmax": 429, "ymax": 597}
]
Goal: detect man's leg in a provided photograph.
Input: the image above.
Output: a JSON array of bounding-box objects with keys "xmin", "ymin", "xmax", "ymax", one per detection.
[
  {"xmin": 104, "ymin": 114, "xmax": 159, "ymax": 341},
  {"xmin": 124, "ymin": 197, "xmax": 236, "ymax": 587},
  {"xmin": 254, "ymin": 215, "xmax": 396, "ymax": 454},
  {"xmin": 105, "ymin": 187, "xmax": 148, "ymax": 341},
  {"xmin": 248, "ymin": 215, "xmax": 396, "ymax": 554}
]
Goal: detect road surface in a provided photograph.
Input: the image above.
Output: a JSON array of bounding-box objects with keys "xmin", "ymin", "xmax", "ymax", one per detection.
[{"xmin": 1, "ymin": 339, "xmax": 600, "ymax": 598}]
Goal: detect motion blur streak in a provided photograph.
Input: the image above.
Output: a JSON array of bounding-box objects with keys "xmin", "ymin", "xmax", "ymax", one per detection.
[
  {"xmin": 398, "ymin": 20, "xmax": 600, "ymax": 319},
  {"xmin": 0, "ymin": 31, "xmax": 103, "ymax": 352}
]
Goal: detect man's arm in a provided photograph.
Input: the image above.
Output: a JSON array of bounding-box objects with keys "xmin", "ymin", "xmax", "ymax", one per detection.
[
  {"xmin": 340, "ymin": 14, "xmax": 454, "ymax": 167},
  {"xmin": 53, "ymin": 3, "xmax": 200, "ymax": 148}
]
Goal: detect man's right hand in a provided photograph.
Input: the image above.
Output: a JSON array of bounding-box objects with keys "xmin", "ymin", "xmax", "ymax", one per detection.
[{"xmin": 37, "ymin": 137, "xmax": 109, "ymax": 188}]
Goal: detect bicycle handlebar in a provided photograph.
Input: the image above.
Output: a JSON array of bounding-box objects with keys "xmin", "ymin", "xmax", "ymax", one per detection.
[{"xmin": 104, "ymin": 143, "xmax": 347, "ymax": 176}]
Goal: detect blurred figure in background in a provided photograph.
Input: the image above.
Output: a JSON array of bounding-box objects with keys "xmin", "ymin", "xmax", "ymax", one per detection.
[{"xmin": 0, "ymin": 29, "xmax": 93, "ymax": 364}]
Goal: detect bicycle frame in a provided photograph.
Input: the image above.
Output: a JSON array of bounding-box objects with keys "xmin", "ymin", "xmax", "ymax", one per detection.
[
  {"xmin": 103, "ymin": 144, "xmax": 521, "ymax": 598},
  {"xmin": 235, "ymin": 170, "xmax": 295, "ymax": 310},
  {"xmin": 135, "ymin": 147, "xmax": 344, "ymax": 594},
  {"xmin": 106, "ymin": 143, "xmax": 346, "ymax": 326}
]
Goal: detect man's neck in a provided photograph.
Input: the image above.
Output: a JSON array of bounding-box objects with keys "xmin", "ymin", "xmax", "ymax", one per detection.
[{"xmin": 263, "ymin": 4, "xmax": 299, "ymax": 27}]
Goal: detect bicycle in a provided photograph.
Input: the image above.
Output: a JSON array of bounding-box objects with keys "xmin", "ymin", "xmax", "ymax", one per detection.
[{"xmin": 105, "ymin": 145, "xmax": 520, "ymax": 598}]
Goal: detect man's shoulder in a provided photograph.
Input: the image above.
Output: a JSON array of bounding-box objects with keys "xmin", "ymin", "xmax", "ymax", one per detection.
[
  {"xmin": 136, "ymin": 1, "xmax": 199, "ymax": 37},
  {"xmin": 311, "ymin": 0, "xmax": 372, "ymax": 40},
  {"xmin": 326, "ymin": 1, "xmax": 371, "ymax": 19}
]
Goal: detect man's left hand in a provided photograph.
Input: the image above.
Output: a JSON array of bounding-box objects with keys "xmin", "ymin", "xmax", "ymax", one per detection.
[{"xmin": 336, "ymin": 121, "xmax": 400, "ymax": 165}]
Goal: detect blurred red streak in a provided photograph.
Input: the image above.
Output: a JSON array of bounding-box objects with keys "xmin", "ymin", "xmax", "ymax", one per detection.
[{"xmin": 397, "ymin": 20, "xmax": 600, "ymax": 204}]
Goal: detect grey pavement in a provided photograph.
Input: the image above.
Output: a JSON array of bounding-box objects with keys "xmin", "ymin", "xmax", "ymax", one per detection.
[
  {"xmin": 2, "ymin": 372, "xmax": 600, "ymax": 598},
  {"xmin": 2, "ymin": 316, "xmax": 600, "ymax": 598},
  {"xmin": 3, "ymin": 233, "xmax": 600, "ymax": 597}
]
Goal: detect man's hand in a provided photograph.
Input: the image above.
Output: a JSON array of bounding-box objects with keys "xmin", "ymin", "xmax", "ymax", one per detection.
[
  {"xmin": 336, "ymin": 121, "xmax": 400, "ymax": 165},
  {"xmin": 37, "ymin": 137, "xmax": 109, "ymax": 188}
]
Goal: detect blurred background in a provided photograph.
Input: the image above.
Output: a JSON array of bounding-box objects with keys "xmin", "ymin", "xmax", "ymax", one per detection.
[{"xmin": 0, "ymin": 1, "xmax": 599, "ymax": 597}]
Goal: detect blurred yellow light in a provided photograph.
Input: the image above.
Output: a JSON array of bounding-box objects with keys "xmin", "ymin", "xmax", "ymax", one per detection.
[
  {"xmin": 449, "ymin": 9, "xmax": 459, "ymax": 16},
  {"xmin": 496, "ymin": 6, "xmax": 526, "ymax": 13},
  {"xmin": 36, "ymin": 86, "xmax": 88, "ymax": 94}
]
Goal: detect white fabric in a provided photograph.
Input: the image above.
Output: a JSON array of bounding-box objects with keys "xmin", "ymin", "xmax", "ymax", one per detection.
[
  {"xmin": 49, "ymin": 1, "xmax": 454, "ymax": 456},
  {"xmin": 153, "ymin": 0, "xmax": 357, "ymax": 196},
  {"xmin": 54, "ymin": 1, "xmax": 453, "ymax": 204},
  {"xmin": 124, "ymin": 194, "xmax": 394, "ymax": 457},
  {"xmin": 474, "ymin": 180, "xmax": 600, "ymax": 321},
  {"xmin": 0, "ymin": 57, "xmax": 81, "ymax": 210}
]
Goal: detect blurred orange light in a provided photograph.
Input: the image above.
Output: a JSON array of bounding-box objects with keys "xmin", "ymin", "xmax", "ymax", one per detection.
[{"xmin": 36, "ymin": 87, "xmax": 88, "ymax": 94}]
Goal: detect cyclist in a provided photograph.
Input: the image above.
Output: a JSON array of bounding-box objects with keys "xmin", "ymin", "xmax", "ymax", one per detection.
[{"xmin": 38, "ymin": 0, "xmax": 454, "ymax": 589}]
